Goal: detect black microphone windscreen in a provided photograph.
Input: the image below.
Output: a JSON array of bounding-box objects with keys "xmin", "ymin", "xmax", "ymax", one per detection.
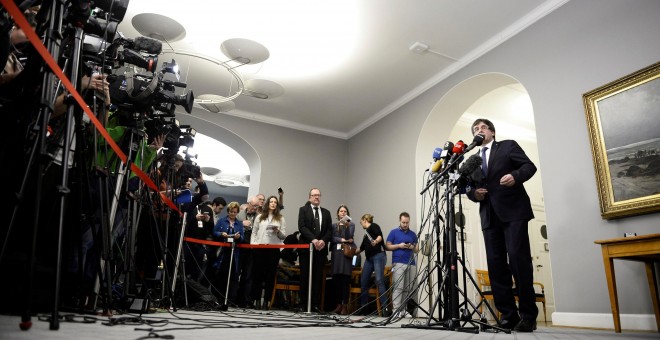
[
  {"xmin": 459, "ymin": 154, "xmax": 482, "ymax": 176},
  {"xmin": 472, "ymin": 133, "xmax": 485, "ymax": 146},
  {"xmin": 133, "ymin": 36, "xmax": 163, "ymax": 54}
]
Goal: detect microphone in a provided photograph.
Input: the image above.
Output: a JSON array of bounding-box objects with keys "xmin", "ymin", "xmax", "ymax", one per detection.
[
  {"xmin": 448, "ymin": 140, "xmax": 466, "ymax": 165},
  {"xmin": 442, "ymin": 141, "xmax": 454, "ymax": 159},
  {"xmin": 463, "ymin": 133, "xmax": 485, "ymax": 153},
  {"xmin": 430, "ymin": 159, "xmax": 444, "ymax": 173},
  {"xmin": 458, "ymin": 154, "xmax": 483, "ymax": 182},
  {"xmin": 457, "ymin": 154, "xmax": 483, "ymax": 193},
  {"xmin": 117, "ymin": 36, "xmax": 163, "ymax": 54},
  {"xmin": 438, "ymin": 141, "xmax": 454, "ymax": 171},
  {"xmin": 425, "ymin": 147, "xmax": 443, "ymax": 172},
  {"xmin": 452, "ymin": 140, "xmax": 466, "ymax": 155},
  {"xmin": 132, "ymin": 36, "xmax": 163, "ymax": 54},
  {"xmin": 432, "ymin": 147, "xmax": 443, "ymax": 161}
]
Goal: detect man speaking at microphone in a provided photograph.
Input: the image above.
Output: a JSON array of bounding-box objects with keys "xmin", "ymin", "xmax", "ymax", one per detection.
[{"xmin": 466, "ymin": 118, "xmax": 538, "ymax": 332}]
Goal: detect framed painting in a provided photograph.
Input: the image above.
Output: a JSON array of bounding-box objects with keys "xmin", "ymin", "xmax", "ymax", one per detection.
[{"xmin": 583, "ymin": 61, "xmax": 660, "ymax": 219}]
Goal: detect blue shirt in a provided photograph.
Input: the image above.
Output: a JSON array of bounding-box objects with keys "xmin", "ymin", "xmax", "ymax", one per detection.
[{"xmin": 387, "ymin": 227, "xmax": 418, "ymax": 265}]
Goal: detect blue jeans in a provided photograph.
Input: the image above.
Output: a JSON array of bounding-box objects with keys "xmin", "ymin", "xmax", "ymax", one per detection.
[{"xmin": 360, "ymin": 252, "xmax": 388, "ymax": 308}]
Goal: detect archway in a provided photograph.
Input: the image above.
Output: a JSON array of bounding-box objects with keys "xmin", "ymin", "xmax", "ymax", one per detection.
[
  {"xmin": 415, "ymin": 73, "xmax": 553, "ymax": 323},
  {"xmin": 175, "ymin": 113, "xmax": 261, "ymax": 204}
]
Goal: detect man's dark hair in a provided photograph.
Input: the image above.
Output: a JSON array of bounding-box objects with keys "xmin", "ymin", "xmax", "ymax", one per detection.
[
  {"xmin": 471, "ymin": 118, "xmax": 496, "ymax": 134},
  {"xmin": 212, "ymin": 196, "xmax": 227, "ymax": 207}
]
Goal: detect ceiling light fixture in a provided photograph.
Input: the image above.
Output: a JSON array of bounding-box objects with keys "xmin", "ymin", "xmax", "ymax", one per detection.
[
  {"xmin": 243, "ymin": 79, "xmax": 285, "ymax": 100},
  {"xmin": 131, "ymin": 13, "xmax": 187, "ymax": 42},
  {"xmin": 160, "ymin": 38, "xmax": 271, "ymax": 112}
]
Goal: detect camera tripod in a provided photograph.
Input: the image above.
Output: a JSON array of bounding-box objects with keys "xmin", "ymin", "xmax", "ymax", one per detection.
[{"xmin": 404, "ymin": 162, "xmax": 509, "ymax": 334}]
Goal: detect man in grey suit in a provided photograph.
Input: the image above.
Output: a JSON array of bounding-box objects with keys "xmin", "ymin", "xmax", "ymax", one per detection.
[
  {"xmin": 466, "ymin": 118, "xmax": 538, "ymax": 332},
  {"xmin": 298, "ymin": 188, "xmax": 333, "ymax": 312}
]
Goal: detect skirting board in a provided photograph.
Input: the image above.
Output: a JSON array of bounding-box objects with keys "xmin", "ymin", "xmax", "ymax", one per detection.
[{"xmin": 553, "ymin": 312, "xmax": 658, "ymax": 331}]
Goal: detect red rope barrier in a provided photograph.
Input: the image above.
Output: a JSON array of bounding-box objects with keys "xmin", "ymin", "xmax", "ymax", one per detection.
[{"xmin": 183, "ymin": 237, "xmax": 309, "ymax": 249}]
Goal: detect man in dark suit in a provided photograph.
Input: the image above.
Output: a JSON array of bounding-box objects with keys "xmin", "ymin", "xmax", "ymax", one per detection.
[
  {"xmin": 466, "ymin": 118, "xmax": 538, "ymax": 332},
  {"xmin": 298, "ymin": 188, "xmax": 332, "ymax": 312}
]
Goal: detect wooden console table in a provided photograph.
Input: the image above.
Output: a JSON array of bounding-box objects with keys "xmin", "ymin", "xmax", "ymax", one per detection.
[{"xmin": 595, "ymin": 233, "xmax": 660, "ymax": 333}]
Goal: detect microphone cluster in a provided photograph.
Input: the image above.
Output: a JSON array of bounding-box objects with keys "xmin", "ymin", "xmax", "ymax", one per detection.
[{"xmin": 427, "ymin": 133, "xmax": 485, "ymax": 174}]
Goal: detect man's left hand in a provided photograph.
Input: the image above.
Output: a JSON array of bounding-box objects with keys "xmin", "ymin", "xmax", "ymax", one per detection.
[{"xmin": 500, "ymin": 174, "xmax": 516, "ymax": 187}]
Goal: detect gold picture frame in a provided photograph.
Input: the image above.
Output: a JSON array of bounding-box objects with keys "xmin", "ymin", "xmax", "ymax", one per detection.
[{"xmin": 583, "ymin": 61, "xmax": 660, "ymax": 219}]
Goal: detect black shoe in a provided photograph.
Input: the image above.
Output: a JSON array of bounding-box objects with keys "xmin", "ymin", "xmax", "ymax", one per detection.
[
  {"xmin": 513, "ymin": 319, "xmax": 537, "ymax": 332},
  {"xmin": 499, "ymin": 317, "xmax": 520, "ymax": 330},
  {"xmin": 311, "ymin": 306, "xmax": 323, "ymax": 313},
  {"xmin": 382, "ymin": 308, "xmax": 392, "ymax": 317}
]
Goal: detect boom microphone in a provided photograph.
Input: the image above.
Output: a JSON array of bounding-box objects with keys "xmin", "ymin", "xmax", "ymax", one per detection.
[
  {"xmin": 132, "ymin": 36, "xmax": 163, "ymax": 54},
  {"xmin": 458, "ymin": 154, "xmax": 483, "ymax": 182}
]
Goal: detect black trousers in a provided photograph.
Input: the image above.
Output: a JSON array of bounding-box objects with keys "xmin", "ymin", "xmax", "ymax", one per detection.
[
  {"xmin": 251, "ymin": 248, "xmax": 280, "ymax": 303},
  {"xmin": 298, "ymin": 249, "xmax": 326, "ymax": 308},
  {"xmin": 482, "ymin": 212, "xmax": 538, "ymax": 322}
]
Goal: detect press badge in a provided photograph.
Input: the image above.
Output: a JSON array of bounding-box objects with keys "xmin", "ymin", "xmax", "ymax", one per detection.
[{"xmin": 337, "ymin": 244, "xmax": 342, "ymax": 250}]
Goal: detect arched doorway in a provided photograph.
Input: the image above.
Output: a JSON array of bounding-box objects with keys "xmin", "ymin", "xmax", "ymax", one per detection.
[
  {"xmin": 175, "ymin": 113, "xmax": 261, "ymax": 205},
  {"xmin": 415, "ymin": 73, "xmax": 554, "ymax": 323}
]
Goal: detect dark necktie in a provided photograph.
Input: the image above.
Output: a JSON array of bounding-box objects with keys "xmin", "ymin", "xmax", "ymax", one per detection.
[
  {"xmin": 313, "ymin": 206, "xmax": 320, "ymax": 232},
  {"xmin": 481, "ymin": 147, "xmax": 489, "ymax": 176}
]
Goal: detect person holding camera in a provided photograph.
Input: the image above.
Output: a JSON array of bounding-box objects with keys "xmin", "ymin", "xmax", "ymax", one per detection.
[
  {"xmin": 385, "ymin": 212, "xmax": 419, "ymax": 318},
  {"xmin": 330, "ymin": 204, "xmax": 355, "ymax": 315}
]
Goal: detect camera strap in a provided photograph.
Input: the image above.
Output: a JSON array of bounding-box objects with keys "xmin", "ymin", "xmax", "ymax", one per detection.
[{"xmin": 125, "ymin": 74, "xmax": 158, "ymax": 102}]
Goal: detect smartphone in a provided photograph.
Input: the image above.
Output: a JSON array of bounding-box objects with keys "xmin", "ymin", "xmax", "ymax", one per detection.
[{"xmin": 278, "ymin": 187, "xmax": 283, "ymax": 194}]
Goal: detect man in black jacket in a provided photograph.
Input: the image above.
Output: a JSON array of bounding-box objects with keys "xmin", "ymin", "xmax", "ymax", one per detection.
[
  {"xmin": 466, "ymin": 118, "xmax": 538, "ymax": 332},
  {"xmin": 297, "ymin": 188, "xmax": 332, "ymax": 312}
]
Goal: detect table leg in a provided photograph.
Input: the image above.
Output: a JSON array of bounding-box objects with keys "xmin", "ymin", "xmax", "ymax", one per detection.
[
  {"xmin": 644, "ymin": 262, "xmax": 660, "ymax": 332},
  {"xmin": 601, "ymin": 246, "xmax": 621, "ymax": 332}
]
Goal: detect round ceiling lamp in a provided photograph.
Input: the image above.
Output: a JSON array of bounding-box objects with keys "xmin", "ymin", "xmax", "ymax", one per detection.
[
  {"xmin": 244, "ymin": 79, "xmax": 285, "ymax": 99},
  {"xmin": 220, "ymin": 38, "xmax": 270, "ymax": 65},
  {"xmin": 214, "ymin": 178, "xmax": 245, "ymax": 187},
  {"xmin": 200, "ymin": 166, "xmax": 222, "ymax": 177},
  {"xmin": 132, "ymin": 13, "xmax": 186, "ymax": 42},
  {"xmin": 195, "ymin": 94, "xmax": 236, "ymax": 113}
]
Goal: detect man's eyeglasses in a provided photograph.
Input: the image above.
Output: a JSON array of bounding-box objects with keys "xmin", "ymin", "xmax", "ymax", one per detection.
[
  {"xmin": 472, "ymin": 125, "xmax": 490, "ymax": 134},
  {"xmin": 310, "ymin": 194, "xmax": 321, "ymax": 197}
]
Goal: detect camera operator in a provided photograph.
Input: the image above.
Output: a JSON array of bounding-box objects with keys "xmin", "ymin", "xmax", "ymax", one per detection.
[{"xmin": 0, "ymin": 7, "xmax": 37, "ymax": 89}]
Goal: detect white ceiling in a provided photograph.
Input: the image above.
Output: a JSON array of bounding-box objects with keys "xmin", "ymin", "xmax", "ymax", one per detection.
[{"xmin": 113, "ymin": 0, "xmax": 565, "ymax": 198}]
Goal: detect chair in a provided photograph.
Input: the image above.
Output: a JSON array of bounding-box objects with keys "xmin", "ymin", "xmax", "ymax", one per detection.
[
  {"xmin": 269, "ymin": 264, "xmax": 301, "ymax": 310},
  {"xmin": 349, "ymin": 266, "xmax": 392, "ymax": 315},
  {"xmin": 475, "ymin": 269, "xmax": 496, "ymax": 317},
  {"xmin": 475, "ymin": 269, "xmax": 547, "ymax": 323},
  {"xmin": 517, "ymin": 281, "xmax": 547, "ymax": 324}
]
